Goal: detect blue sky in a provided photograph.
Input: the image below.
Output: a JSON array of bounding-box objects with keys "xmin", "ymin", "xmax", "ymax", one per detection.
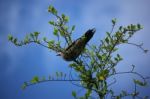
[{"xmin": 0, "ymin": 0, "xmax": 150, "ymax": 99}]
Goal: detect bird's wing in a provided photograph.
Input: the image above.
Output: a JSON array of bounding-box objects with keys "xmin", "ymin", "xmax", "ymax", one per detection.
[
  {"xmin": 65, "ymin": 38, "xmax": 81, "ymax": 51},
  {"xmin": 65, "ymin": 28, "xmax": 95, "ymax": 52}
]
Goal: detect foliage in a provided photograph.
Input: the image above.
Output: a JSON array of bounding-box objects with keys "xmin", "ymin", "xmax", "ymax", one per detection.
[{"xmin": 8, "ymin": 5, "xmax": 149, "ymax": 99}]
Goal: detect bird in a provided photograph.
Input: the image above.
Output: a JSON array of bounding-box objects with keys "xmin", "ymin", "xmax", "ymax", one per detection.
[{"xmin": 57, "ymin": 28, "xmax": 96, "ymax": 61}]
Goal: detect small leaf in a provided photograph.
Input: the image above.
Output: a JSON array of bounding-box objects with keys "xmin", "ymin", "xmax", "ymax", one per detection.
[
  {"xmin": 49, "ymin": 21, "xmax": 55, "ymax": 25},
  {"xmin": 105, "ymin": 37, "xmax": 109, "ymax": 44},
  {"xmin": 131, "ymin": 24, "xmax": 136, "ymax": 30},
  {"xmin": 24, "ymin": 35, "xmax": 29, "ymax": 44},
  {"xmin": 64, "ymin": 16, "xmax": 69, "ymax": 22},
  {"xmin": 109, "ymin": 90, "xmax": 114, "ymax": 95},
  {"xmin": 61, "ymin": 14, "xmax": 65, "ymax": 19},
  {"xmin": 34, "ymin": 32, "xmax": 40, "ymax": 37},
  {"xmin": 127, "ymin": 25, "xmax": 131, "ymax": 30},
  {"xmin": 69, "ymin": 63, "xmax": 77, "ymax": 67},
  {"xmin": 133, "ymin": 79, "xmax": 147, "ymax": 86},
  {"xmin": 21, "ymin": 82, "xmax": 27, "ymax": 90},
  {"xmin": 106, "ymin": 32, "xmax": 111, "ymax": 37},
  {"xmin": 48, "ymin": 40, "xmax": 55, "ymax": 46},
  {"xmin": 48, "ymin": 5, "xmax": 57, "ymax": 15},
  {"xmin": 137, "ymin": 24, "xmax": 143, "ymax": 29},
  {"xmin": 48, "ymin": 5, "xmax": 53, "ymax": 12},
  {"xmin": 112, "ymin": 18, "xmax": 117, "ymax": 25},
  {"xmin": 97, "ymin": 70, "xmax": 109, "ymax": 81},
  {"xmin": 31, "ymin": 76, "xmax": 39, "ymax": 84},
  {"xmin": 72, "ymin": 91, "xmax": 77, "ymax": 97},
  {"xmin": 8, "ymin": 34, "xmax": 13, "ymax": 41},
  {"xmin": 59, "ymin": 30, "xmax": 65, "ymax": 36},
  {"xmin": 85, "ymin": 90, "xmax": 91, "ymax": 97},
  {"xmin": 53, "ymin": 28, "xmax": 58, "ymax": 36},
  {"xmin": 99, "ymin": 76, "xmax": 105, "ymax": 81},
  {"xmin": 71, "ymin": 25, "xmax": 75, "ymax": 31},
  {"xmin": 30, "ymin": 33, "xmax": 34, "ymax": 39},
  {"xmin": 43, "ymin": 37, "xmax": 47, "ymax": 42},
  {"xmin": 13, "ymin": 38, "xmax": 17, "ymax": 44},
  {"xmin": 64, "ymin": 26, "xmax": 68, "ymax": 31},
  {"xmin": 119, "ymin": 26, "xmax": 123, "ymax": 31}
]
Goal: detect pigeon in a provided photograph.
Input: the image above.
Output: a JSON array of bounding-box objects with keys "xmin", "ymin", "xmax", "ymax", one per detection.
[{"xmin": 57, "ymin": 28, "xmax": 96, "ymax": 61}]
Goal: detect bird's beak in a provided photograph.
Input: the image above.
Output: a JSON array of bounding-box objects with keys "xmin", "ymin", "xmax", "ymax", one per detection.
[
  {"xmin": 56, "ymin": 54, "xmax": 61, "ymax": 56},
  {"xmin": 56, "ymin": 52, "xmax": 61, "ymax": 56}
]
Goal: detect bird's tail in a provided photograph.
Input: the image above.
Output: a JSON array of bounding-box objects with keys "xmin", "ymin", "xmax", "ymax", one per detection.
[{"xmin": 84, "ymin": 28, "xmax": 96, "ymax": 43}]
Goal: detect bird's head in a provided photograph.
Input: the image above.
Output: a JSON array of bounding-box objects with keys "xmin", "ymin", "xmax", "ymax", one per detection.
[{"xmin": 56, "ymin": 52, "xmax": 72, "ymax": 61}]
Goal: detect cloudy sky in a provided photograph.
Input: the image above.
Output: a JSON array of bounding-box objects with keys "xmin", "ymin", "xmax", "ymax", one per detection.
[{"xmin": 0, "ymin": 0, "xmax": 150, "ymax": 99}]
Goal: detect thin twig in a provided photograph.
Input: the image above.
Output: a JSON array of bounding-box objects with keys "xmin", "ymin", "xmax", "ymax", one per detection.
[{"xmin": 126, "ymin": 42, "xmax": 148, "ymax": 53}]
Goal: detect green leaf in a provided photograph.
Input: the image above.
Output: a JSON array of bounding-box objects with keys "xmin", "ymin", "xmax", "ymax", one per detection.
[
  {"xmin": 48, "ymin": 40, "xmax": 55, "ymax": 46},
  {"xmin": 131, "ymin": 24, "xmax": 136, "ymax": 30},
  {"xmin": 72, "ymin": 91, "xmax": 77, "ymax": 97},
  {"xmin": 21, "ymin": 82, "xmax": 27, "ymax": 90},
  {"xmin": 85, "ymin": 90, "xmax": 91, "ymax": 97},
  {"xmin": 8, "ymin": 34, "xmax": 13, "ymax": 41},
  {"xmin": 113, "ymin": 48, "xmax": 118, "ymax": 52},
  {"xmin": 109, "ymin": 90, "xmax": 114, "ymax": 95},
  {"xmin": 133, "ymin": 79, "xmax": 147, "ymax": 86},
  {"xmin": 71, "ymin": 25, "xmax": 75, "ymax": 31},
  {"xmin": 48, "ymin": 5, "xmax": 57, "ymax": 15},
  {"xmin": 114, "ymin": 57, "xmax": 118, "ymax": 61},
  {"xmin": 106, "ymin": 32, "xmax": 111, "ymax": 37},
  {"xmin": 69, "ymin": 63, "xmax": 77, "ymax": 67},
  {"xmin": 43, "ymin": 37, "xmax": 47, "ymax": 42},
  {"xmin": 137, "ymin": 24, "xmax": 143, "ymax": 29},
  {"xmin": 112, "ymin": 18, "xmax": 117, "ymax": 25},
  {"xmin": 59, "ymin": 30, "xmax": 65, "ymax": 36},
  {"xmin": 97, "ymin": 70, "xmax": 109, "ymax": 81},
  {"xmin": 64, "ymin": 16, "xmax": 69, "ymax": 22},
  {"xmin": 30, "ymin": 33, "xmax": 34, "ymax": 39},
  {"xmin": 119, "ymin": 26, "xmax": 123, "ymax": 31},
  {"xmin": 64, "ymin": 26, "xmax": 68, "ymax": 31},
  {"xmin": 49, "ymin": 21, "xmax": 55, "ymax": 25},
  {"xmin": 48, "ymin": 5, "xmax": 53, "ymax": 12},
  {"xmin": 34, "ymin": 32, "xmax": 40, "ymax": 37},
  {"xmin": 61, "ymin": 14, "xmax": 65, "ymax": 19},
  {"xmin": 56, "ymin": 41, "xmax": 61, "ymax": 47},
  {"xmin": 31, "ymin": 76, "xmax": 39, "ymax": 84},
  {"xmin": 53, "ymin": 28, "xmax": 58, "ymax": 36},
  {"xmin": 24, "ymin": 35, "xmax": 29, "ymax": 44},
  {"xmin": 13, "ymin": 38, "xmax": 17, "ymax": 44},
  {"xmin": 105, "ymin": 37, "xmax": 109, "ymax": 44}
]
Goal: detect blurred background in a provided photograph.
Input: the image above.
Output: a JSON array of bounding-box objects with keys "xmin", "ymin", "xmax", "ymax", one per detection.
[{"xmin": 0, "ymin": 0, "xmax": 150, "ymax": 99}]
